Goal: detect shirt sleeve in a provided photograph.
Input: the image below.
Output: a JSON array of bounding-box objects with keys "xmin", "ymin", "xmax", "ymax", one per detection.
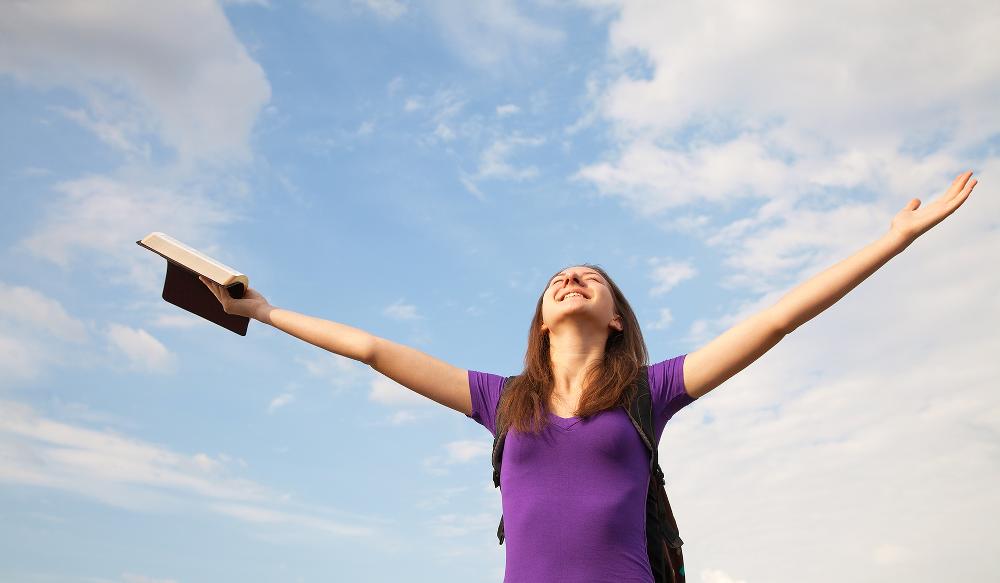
[
  {"xmin": 466, "ymin": 369, "xmax": 506, "ymax": 437},
  {"xmin": 648, "ymin": 353, "xmax": 696, "ymax": 443}
]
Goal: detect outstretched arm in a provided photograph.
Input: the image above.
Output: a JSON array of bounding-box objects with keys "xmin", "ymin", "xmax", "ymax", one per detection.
[
  {"xmin": 199, "ymin": 277, "xmax": 472, "ymax": 416},
  {"xmin": 683, "ymin": 170, "xmax": 979, "ymax": 400}
]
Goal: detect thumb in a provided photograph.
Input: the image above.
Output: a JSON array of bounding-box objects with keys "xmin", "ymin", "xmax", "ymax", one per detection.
[{"xmin": 906, "ymin": 198, "xmax": 921, "ymax": 210}]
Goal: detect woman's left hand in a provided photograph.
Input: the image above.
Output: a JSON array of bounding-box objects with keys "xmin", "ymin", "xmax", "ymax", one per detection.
[{"xmin": 890, "ymin": 170, "xmax": 978, "ymax": 244}]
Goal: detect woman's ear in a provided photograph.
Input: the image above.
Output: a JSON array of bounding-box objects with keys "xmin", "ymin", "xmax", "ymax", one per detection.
[{"xmin": 612, "ymin": 315, "xmax": 623, "ymax": 331}]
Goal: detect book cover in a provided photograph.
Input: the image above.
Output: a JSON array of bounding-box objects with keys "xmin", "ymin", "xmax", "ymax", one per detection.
[{"xmin": 137, "ymin": 233, "xmax": 250, "ymax": 336}]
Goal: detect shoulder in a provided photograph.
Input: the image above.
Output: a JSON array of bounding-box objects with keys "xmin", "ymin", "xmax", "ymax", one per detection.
[
  {"xmin": 468, "ymin": 370, "xmax": 509, "ymax": 397},
  {"xmin": 648, "ymin": 353, "xmax": 689, "ymax": 399},
  {"xmin": 466, "ymin": 370, "xmax": 510, "ymax": 436},
  {"xmin": 647, "ymin": 354, "xmax": 696, "ymax": 440}
]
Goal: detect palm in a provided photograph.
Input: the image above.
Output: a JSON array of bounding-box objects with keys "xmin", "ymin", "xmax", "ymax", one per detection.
[{"xmin": 891, "ymin": 171, "xmax": 978, "ymax": 242}]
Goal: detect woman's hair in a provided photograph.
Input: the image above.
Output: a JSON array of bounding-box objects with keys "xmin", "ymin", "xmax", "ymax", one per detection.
[{"xmin": 496, "ymin": 263, "xmax": 649, "ymax": 436}]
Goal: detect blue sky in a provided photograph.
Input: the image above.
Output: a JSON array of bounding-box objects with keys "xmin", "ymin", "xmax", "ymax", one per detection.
[{"xmin": 1, "ymin": 1, "xmax": 998, "ymax": 582}]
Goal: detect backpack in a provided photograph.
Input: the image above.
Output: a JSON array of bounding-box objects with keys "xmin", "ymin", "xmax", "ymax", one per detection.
[{"xmin": 490, "ymin": 366, "xmax": 687, "ymax": 583}]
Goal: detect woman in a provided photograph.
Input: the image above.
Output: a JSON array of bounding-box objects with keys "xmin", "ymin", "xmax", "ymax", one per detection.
[{"xmin": 201, "ymin": 171, "xmax": 978, "ymax": 582}]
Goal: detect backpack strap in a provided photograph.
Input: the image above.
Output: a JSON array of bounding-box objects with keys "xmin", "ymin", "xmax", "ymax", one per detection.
[
  {"xmin": 491, "ymin": 375, "xmax": 516, "ymax": 545},
  {"xmin": 624, "ymin": 365, "xmax": 664, "ymax": 485},
  {"xmin": 624, "ymin": 366, "xmax": 684, "ymax": 549}
]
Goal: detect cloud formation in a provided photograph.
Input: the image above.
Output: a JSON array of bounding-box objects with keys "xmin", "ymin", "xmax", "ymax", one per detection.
[{"xmin": 0, "ymin": 0, "xmax": 271, "ymax": 164}]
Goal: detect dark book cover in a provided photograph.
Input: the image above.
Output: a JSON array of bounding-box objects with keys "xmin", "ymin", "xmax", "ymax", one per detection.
[{"xmin": 138, "ymin": 240, "xmax": 250, "ymax": 336}]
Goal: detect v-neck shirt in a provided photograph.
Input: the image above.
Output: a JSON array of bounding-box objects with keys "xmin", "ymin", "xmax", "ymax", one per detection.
[{"xmin": 466, "ymin": 353, "xmax": 695, "ymax": 582}]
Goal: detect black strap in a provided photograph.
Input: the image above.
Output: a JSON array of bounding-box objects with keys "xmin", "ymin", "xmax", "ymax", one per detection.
[
  {"xmin": 491, "ymin": 375, "xmax": 514, "ymax": 544},
  {"xmin": 627, "ymin": 367, "xmax": 683, "ymax": 549},
  {"xmin": 624, "ymin": 366, "xmax": 663, "ymax": 483}
]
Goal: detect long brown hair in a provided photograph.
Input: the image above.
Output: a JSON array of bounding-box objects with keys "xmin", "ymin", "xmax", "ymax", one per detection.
[{"xmin": 496, "ymin": 263, "xmax": 649, "ymax": 436}]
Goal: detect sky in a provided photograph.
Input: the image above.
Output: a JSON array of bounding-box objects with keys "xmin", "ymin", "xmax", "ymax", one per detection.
[{"xmin": 1, "ymin": 1, "xmax": 998, "ymax": 582}]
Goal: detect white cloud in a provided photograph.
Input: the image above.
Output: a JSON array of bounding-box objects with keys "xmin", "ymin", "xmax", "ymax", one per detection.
[
  {"xmin": 409, "ymin": 87, "xmax": 472, "ymax": 147},
  {"xmin": 308, "ymin": 0, "xmax": 408, "ymax": 22},
  {"xmin": 421, "ymin": 439, "xmax": 491, "ymax": 475},
  {"xmin": 434, "ymin": 123, "xmax": 456, "ymax": 141},
  {"xmin": 106, "ymin": 323, "xmax": 175, "ymax": 373},
  {"xmin": 0, "ymin": 399, "xmax": 267, "ymax": 507},
  {"xmin": 121, "ymin": 574, "xmax": 180, "ymax": 583},
  {"xmin": 573, "ymin": 136, "xmax": 792, "ymax": 215},
  {"xmin": 387, "ymin": 410, "xmax": 418, "ymax": 425},
  {"xmin": 414, "ymin": 485, "xmax": 469, "ymax": 510},
  {"xmin": 267, "ymin": 393, "xmax": 295, "ymax": 413},
  {"xmin": 0, "ymin": 282, "xmax": 91, "ymax": 384},
  {"xmin": 459, "ymin": 175, "xmax": 487, "ymax": 202},
  {"xmin": 53, "ymin": 105, "xmax": 151, "ymax": 159},
  {"xmin": 16, "ymin": 175, "xmax": 244, "ymax": 287},
  {"xmin": 368, "ymin": 374, "xmax": 429, "ymax": 407},
  {"xmin": 476, "ymin": 135, "xmax": 545, "ymax": 181},
  {"xmin": 149, "ymin": 313, "xmax": 204, "ymax": 329},
  {"xmin": 459, "ymin": 133, "xmax": 546, "ymax": 198},
  {"xmin": 357, "ymin": 0, "xmax": 408, "ymax": 20},
  {"xmin": 383, "ymin": 299, "xmax": 422, "ymax": 320},
  {"xmin": 0, "ymin": 0, "xmax": 271, "ymax": 164},
  {"xmin": 309, "ymin": 0, "xmax": 562, "ymax": 70},
  {"xmin": 647, "ymin": 257, "xmax": 697, "ymax": 297},
  {"xmin": 425, "ymin": 511, "xmax": 496, "ymax": 538},
  {"xmin": 296, "ymin": 351, "xmax": 368, "ymax": 394},
  {"xmin": 0, "ymin": 333, "xmax": 44, "ymax": 384},
  {"xmin": 426, "ymin": 0, "xmax": 565, "ymax": 69},
  {"xmin": 0, "ymin": 282, "xmax": 89, "ymax": 343},
  {"xmin": 360, "ymin": 408, "xmax": 440, "ymax": 427},
  {"xmin": 599, "ymin": 1, "xmax": 996, "ymax": 144},
  {"xmin": 646, "ymin": 307, "xmax": 673, "ymax": 331},
  {"xmin": 356, "ymin": 119, "xmax": 376, "ymax": 136},
  {"xmin": 574, "ymin": 0, "xmax": 998, "ymax": 221},
  {"xmin": 211, "ymin": 503, "xmax": 376, "ymax": 536},
  {"xmin": 700, "ymin": 569, "xmax": 749, "ymax": 583},
  {"xmin": 23, "ymin": 166, "xmax": 52, "ymax": 177},
  {"xmin": 871, "ymin": 542, "xmax": 915, "ymax": 567},
  {"xmin": 443, "ymin": 439, "xmax": 491, "ymax": 463},
  {"xmin": 386, "ymin": 75, "xmax": 404, "ymax": 95},
  {"xmin": 496, "ymin": 104, "xmax": 520, "ymax": 117},
  {"xmin": 0, "ymin": 399, "xmax": 380, "ymax": 537}
]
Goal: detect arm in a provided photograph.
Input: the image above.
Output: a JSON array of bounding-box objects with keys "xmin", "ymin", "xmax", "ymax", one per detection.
[
  {"xmin": 260, "ymin": 306, "xmax": 472, "ymax": 416},
  {"xmin": 199, "ymin": 279, "xmax": 473, "ymax": 416},
  {"xmin": 683, "ymin": 170, "xmax": 979, "ymax": 400}
]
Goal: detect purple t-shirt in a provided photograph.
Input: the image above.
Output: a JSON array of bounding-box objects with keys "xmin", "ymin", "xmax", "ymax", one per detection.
[{"xmin": 466, "ymin": 354, "xmax": 695, "ymax": 583}]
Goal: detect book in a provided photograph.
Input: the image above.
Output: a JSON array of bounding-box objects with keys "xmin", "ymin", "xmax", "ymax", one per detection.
[{"xmin": 137, "ymin": 231, "xmax": 251, "ymax": 336}]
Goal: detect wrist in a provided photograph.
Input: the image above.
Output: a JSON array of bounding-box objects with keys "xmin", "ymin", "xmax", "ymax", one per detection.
[
  {"xmin": 254, "ymin": 303, "xmax": 275, "ymax": 325},
  {"xmin": 886, "ymin": 228, "xmax": 914, "ymax": 253}
]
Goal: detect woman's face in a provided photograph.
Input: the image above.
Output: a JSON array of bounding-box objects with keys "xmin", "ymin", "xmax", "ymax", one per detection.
[{"xmin": 540, "ymin": 266, "xmax": 623, "ymax": 336}]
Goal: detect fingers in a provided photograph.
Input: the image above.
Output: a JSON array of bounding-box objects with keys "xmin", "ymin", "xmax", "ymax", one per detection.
[
  {"xmin": 948, "ymin": 170, "xmax": 974, "ymax": 200},
  {"xmin": 940, "ymin": 175, "xmax": 977, "ymax": 217},
  {"xmin": 956, "ymin": 177, "xmax": 978, "ymax": 206}
]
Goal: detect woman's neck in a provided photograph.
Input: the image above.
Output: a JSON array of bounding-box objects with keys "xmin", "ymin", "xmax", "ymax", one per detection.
[{"xmin": 548, "ymin": 332, "xmax": 606, "ymax": 397}]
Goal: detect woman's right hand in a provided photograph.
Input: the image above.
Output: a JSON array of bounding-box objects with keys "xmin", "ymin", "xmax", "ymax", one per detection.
[{"xmin": 199, "ymin": 276, "xmax": 271, "ymax": 321}]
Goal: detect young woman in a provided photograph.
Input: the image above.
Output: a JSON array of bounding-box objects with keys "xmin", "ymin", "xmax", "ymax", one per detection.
[{"xmin": 200, "ymin": 171, "xmax": 978, "ymax": 582}]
